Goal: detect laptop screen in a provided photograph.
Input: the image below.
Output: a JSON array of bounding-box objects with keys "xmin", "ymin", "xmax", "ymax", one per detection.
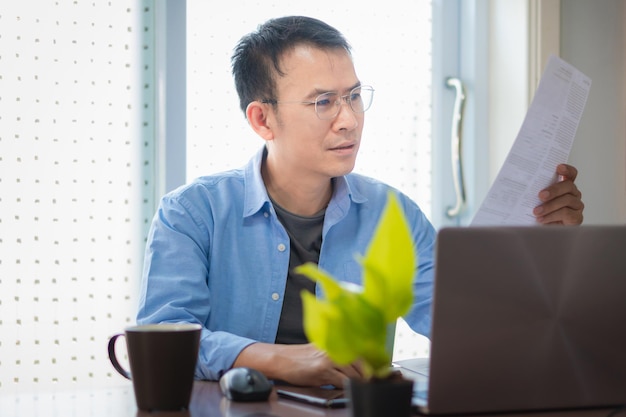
[{"xmin": 423, "ymin": 226, "xmax": 626, "ymax": 414}]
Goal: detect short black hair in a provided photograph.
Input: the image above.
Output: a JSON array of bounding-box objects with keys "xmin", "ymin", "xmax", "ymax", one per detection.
[{"xmin": 231, "ymin": 16, "xmax": 351, "ymax": 115}]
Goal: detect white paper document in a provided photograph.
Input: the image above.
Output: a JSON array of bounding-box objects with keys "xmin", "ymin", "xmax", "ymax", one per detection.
[{"xmin": 471, "ymin": 55, "xmax": 591, "ymax": 226}]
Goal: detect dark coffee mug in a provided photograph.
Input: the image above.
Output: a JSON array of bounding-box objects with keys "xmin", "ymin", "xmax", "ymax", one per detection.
[{"xmin": 108, "ymin": 323, "xmax": 202, "ymax": 411}]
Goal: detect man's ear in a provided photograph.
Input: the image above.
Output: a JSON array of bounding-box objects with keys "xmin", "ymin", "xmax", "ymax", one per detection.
[{"xmin": 246, "ymin": 101, "xmax": 274, "ymax": 141}]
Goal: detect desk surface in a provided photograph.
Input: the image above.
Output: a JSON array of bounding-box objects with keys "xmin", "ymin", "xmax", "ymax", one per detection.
[{"xmin": 0, "ymin": 381, "xmax": 620, "ymax": 417}]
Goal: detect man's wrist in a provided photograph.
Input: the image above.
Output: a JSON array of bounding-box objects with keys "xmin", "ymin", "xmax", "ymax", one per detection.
[{"xmin": 233, "ymin": 342, "xmax": 285, "ymax": 380}]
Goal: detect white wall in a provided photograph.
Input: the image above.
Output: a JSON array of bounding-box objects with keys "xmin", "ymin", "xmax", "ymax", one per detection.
[{"xmin": 561, "ymin": 0, "xmax": 626, "ymax": 225}]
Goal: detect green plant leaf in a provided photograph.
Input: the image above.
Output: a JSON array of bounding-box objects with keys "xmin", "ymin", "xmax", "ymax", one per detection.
[
  {"xmin": 361, "ymin": 191, "xmax": 415, "ymax": 322},
  {"xmin": 300, "ymin": 283, "xmax": 389, "ymax": 377},
  {"xmin": 296, "ymin": 192, "xmax": 417, "ymax": 379},
  {"xmin": 300, "ymin": 291, "xmax": 345, "ymax": 359},
  {"xmin": 296, "ymin": 263, "xmax": 342, "ymax": 300}
]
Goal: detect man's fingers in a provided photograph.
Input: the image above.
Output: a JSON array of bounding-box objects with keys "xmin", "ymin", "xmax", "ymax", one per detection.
[{"xmin": 557, "ymin": 163, "xmax": 578, "ymax": 181}]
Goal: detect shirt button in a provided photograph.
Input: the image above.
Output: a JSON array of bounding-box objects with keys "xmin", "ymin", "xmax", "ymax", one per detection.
[
  {"xmin": 277, "ymin": 243, "xmax": 286, "ymax": 252},
  {"xmin": 271, "ymin": 292, "xmax": 280, "ymax": 301},
  {"xmin": 264, "ymin": 212, "xmax": 269, "ymax": 218}
]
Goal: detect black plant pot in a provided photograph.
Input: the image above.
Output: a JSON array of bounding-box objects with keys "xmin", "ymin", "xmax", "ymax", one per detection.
[{"xmin": 346, "ymin": 373, "xmax": 414, "ymax": 417}]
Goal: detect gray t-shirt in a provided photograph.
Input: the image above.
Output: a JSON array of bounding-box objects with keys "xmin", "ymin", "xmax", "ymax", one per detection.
[{"xmin": 272, "ymin": 200, "xmax": 324, "ymax": 344}]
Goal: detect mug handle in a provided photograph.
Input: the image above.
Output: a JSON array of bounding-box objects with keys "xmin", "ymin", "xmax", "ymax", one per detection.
[{"xmin": 108, "ymin": 333, "xmax": 131, "ymax": 380}]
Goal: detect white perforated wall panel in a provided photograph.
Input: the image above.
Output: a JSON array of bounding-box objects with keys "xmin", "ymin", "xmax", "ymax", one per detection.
[{"xmin": 0, "ymin": 1, "xmax": 154, "ymax": 392}]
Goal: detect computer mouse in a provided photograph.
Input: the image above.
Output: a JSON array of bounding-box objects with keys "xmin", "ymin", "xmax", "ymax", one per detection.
[{"xmin": 219, "ymin": 367, "xmax": 272, "ymax": 402}]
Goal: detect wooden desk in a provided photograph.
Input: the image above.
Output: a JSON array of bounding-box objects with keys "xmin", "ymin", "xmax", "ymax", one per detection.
[
  {"xmin": 0, "ymin": 381, "xmax": 347, "ymax": 417},
  {"xmin": 0, "ymin": 380, "xmax": 620, "ymax": 417}
]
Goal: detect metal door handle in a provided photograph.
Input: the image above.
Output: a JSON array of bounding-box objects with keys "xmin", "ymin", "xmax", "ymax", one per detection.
[{"xmin": 445, "ymin": 77, "xmax": 466, "ymax": 218}]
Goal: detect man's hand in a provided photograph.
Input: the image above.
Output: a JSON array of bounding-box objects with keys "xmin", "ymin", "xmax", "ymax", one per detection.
[
  {"xmin": 233, "ymin": 342, "xmax": 363, "ymax": 388},
  {"xmin": 533, "ymin": 164, "xmax": 584, "ymax": 225}
]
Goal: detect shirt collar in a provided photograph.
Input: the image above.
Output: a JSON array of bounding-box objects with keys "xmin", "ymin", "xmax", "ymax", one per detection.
[
  {"xmin": 243, "ymin": 146, "xmax": 271, "ymax": 218},
  {"xmin": 242, "ymin": 146, "xmax": 368, "ymax": 219}
]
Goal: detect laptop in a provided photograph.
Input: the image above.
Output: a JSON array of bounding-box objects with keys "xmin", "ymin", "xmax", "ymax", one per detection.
[{"xmin": 395, "ymin": 225, "xmax": 626, "ymax": 415}]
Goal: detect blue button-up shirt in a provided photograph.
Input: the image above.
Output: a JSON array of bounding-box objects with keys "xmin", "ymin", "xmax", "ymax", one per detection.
[{"xmin": 137, "ymin": 147, "xmax": 436, "ymax": 380}]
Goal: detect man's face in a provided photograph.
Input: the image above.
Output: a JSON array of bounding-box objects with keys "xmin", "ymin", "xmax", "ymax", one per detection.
[{"xmin": 265, "ymin": 45, "xmax": 365, "ymax": 182}]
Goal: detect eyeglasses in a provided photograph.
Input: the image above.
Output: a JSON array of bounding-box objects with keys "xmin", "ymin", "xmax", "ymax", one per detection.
[{"xmin": 262, "ymin": 85, "xmax": 374, "ymax": 120}]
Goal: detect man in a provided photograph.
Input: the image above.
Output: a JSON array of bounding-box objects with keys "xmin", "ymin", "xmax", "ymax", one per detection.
[{"xmin": 137, "ymin": 16, "xmax": 584, "ymax": 388}]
